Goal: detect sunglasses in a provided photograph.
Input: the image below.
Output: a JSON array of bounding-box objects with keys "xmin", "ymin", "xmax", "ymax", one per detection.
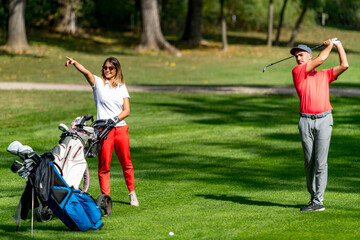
[{"xmin": 103, "ymin": 66, "xmax": 115, "ymax": 71}]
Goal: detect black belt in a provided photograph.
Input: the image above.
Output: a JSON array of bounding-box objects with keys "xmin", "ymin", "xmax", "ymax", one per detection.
[{"xmin": 300, "ymin": 110, "xmax": 331, "ymax": 120}]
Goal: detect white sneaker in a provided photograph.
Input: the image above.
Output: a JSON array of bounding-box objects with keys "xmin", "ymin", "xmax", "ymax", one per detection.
[{"xmin": 129, "ymin": 192, "xmax": 139, "ymax": 206}]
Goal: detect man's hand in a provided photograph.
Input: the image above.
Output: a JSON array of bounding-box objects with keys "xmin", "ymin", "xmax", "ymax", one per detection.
[
  {"xmin": 331, "ymin": 38, "xmax": 341, "ymax": 46},
  {"xmin": 323, "ymin": 39, "xmax": 334, "ymax": 48}
]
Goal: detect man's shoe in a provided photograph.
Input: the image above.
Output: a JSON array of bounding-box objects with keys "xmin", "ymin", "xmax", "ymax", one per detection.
[
  {"xmin": 129, "ymin": 192, "xmax": 139, "ymax": 207},
  {"xmin": 300, "ymin": 202, "xmax": 325, "ymax": 211}
]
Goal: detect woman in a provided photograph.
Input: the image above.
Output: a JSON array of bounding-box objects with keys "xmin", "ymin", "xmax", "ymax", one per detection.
[{"xmin": 65, "ymin": 56, "xmax": 139, "ymax": 206}]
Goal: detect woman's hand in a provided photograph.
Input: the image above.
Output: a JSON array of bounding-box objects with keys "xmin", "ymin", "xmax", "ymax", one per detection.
[
  {"xmin": 65, "ymin": 57, "xmax": 76, "ymax": 67},
  {"xmin": 64, "ymin": 57, "xmax": 95, "ymax": 86}
]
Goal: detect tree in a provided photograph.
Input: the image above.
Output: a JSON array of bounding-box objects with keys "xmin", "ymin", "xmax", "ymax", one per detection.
[
  {"xmin": 275, "ymin": 0, "xmax": 288, "ymax": 46},
  {"xmin": 56, "ymin": 0, "xmax": 80, "ymax": 35},
  {"xmin": 137, "ymin": 0, "xmax": 181, "ymax": 56},
  {"xmin": 288, "ymin": 0, "xmax": 313, "ymax": 47},
  {"xmin": 220, "ymin": 0, "xmax": 228, "ymax": 51},
  {"xmin": 181, "ymin": 0, "xmax": 204, "ymax": 46},
  {"xmin": 5, "ymin": 0, "xmax": 29, "ymax": 52},
  {"xmin": 266, "ymin": 0, "xmax": 274, "ymax": 47}
]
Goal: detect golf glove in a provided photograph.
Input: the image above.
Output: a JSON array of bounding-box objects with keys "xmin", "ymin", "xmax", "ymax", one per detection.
[
  {"xmin": 106, "ymin": 116, "xmax": 120, "ymax": 127},
  {"xmin": 331, "ymin": 38, "xmax": 340, "ymax": 46}
]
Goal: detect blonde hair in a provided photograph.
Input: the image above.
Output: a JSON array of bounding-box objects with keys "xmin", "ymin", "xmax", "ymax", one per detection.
[{"xmin": 101, "ymin": 57, "xmax": 124, "ymax": 87}]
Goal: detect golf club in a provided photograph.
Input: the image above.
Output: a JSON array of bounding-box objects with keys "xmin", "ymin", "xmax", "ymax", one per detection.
[
  {"xmin": 262, "ymin": 43, "xmax": 325, "ymax": 73},
  {"xmin": 18, "ymin": 145, "xmax": 35, "ymax": 160}
]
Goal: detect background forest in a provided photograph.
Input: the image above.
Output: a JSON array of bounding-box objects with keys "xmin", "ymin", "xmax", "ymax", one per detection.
[{"xmin": 0, "ymin": 0, "xmax": 359, "ymax": 53}]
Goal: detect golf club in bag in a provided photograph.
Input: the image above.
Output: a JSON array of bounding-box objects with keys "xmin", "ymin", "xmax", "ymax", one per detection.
[
  {"xmin": 8, "ymin": 115, "xmax": 115, "ymax": 235},
  {"xmin": 262, "ymin": 43, "xmax": 325, "ymax": 73}
]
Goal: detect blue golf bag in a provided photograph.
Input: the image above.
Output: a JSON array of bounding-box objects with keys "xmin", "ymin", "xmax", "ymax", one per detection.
[{"xmin": 47, "ymin": 159, "xmax": 103, "ymax": 231}]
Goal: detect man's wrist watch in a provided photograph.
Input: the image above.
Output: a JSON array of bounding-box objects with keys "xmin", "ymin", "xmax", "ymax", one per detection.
[{"xmin": 114, "ymin": 116, "xmax": 120, "ymax": 123}]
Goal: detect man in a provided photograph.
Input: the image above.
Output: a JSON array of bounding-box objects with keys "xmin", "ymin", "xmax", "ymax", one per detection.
[{"xmin": 291, "ymin": 38, "xmax": 349, "ymax": 211}]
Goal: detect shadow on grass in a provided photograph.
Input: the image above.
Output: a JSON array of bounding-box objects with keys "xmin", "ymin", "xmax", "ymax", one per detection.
[
  {"xmin": 1, "ymin": 30, "xmax": 140, "ymax": 58},
  {"xmin": 150, "ymin": 94, "xmax": 300, "ymax": 127},
  {"xmin": 196, "ymin": 194, "xmax": 304, "ymax": 209},
  {"xmin": 127, "ymin": 94, "xmax": 360, "ymax": 193},
  {"xmin": 332, "ymin": 82, "xmax": 360, "ymax": 88},
  {"xmin": 112, "ymin": 200, "xmax": 130, "ymax": 205},
  {"xmin": 0, "ymin": 224, "xmax": 68, "ymax": 234}
]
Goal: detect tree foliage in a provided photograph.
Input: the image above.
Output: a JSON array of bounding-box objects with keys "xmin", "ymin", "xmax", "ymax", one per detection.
[{"xmin": 0, "ymin": 0, "xmax": 359, "ymax": 36}]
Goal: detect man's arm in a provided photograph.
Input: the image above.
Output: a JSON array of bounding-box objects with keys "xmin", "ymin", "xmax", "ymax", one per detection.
[
  {"xmin": 332, "ymin": 42, "xmax": 349, "ymax": 78},
  {"xmin": 306, "ymin": 39, "xmax": 333, "ymax": 73}
]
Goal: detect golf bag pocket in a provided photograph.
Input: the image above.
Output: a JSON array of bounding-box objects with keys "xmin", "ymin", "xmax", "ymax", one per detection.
[
  {"xmin": 65, "ymin": 193, "xmax": 94, "ymax": 231},
  {"xmin": 47, "ymin": 162, "xmax": 103, "ymax": 231},
  {"xmin": 77, "ymin": 192, "xmax": 102, "ymax": 224}
]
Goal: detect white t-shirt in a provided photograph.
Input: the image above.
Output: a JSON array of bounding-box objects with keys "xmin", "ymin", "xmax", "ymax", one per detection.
[{"xmin": 92, "ymin": 75, "xmax": 130, "ymax": 127}]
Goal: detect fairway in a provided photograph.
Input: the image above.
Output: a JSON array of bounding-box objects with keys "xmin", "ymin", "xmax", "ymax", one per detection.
[
  {"xmin": 1, "ymin": 0, "xmax": 359, "ymax": 238},
  {"xmin": 0, "ymin": 90, "xmax": 359, "ymax": 239}
]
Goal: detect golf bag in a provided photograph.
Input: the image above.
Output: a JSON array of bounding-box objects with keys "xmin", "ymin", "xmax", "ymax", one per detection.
[
  {"xmin": 52, "ymin": 128, "xmax": 90, "ymax": 191},
  {"xmin": 47, "ymin": 159, "xmax": 103, "ymax": 231},
  {"xmin": 8, "ymin": 115, "xmax": 114, "ymax": 232}
]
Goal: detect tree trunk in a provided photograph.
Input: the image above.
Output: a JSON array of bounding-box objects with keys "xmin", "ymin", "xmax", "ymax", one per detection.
[
  {"xmin": 288, "ymin": 0, "xmax": 312, "ymax": 47},
  {"xmin": 5, "ymin": 0, "xmax": 29, "ymax": 52},
  {"xmin": 275, "ymin": 0, "xmax": 288, "ymax": 46},
  {"xmin": 137, "ymin": 0, "xmax": 181, "ymax": 56},
  {"xmin": 56, "ymin": 0, "xmax": 79, "ymax": 35},
  {"xmin": 220, "ymin": 0, "xmax": 228, "ymax": 51},
  {"xmin": 266, "ymin": 0, "xmax": 274, "ymax": 47},
  {"xmin": 181, "ymin": 0, "xmax": 203, "ymax": 46},
  {"xmin": 1, "ymin": 0, "xmax": 9, "ymax": 42}
]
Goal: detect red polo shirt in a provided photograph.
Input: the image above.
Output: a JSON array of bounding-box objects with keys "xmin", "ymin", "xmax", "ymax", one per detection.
[{"xmin": 292, "ymin": 63, "xmax": 336, "ymax": 114}]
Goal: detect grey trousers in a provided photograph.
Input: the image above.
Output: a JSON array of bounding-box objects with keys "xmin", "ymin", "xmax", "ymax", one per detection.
[{"xmin": 298, "ymin": 111, "xmax": 333, "ymax": 205}]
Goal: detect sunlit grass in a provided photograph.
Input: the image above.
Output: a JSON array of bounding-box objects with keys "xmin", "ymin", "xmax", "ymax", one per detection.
[{"xmin": 0, "ymin": 90, "xmax": 359, "ymax": 239}]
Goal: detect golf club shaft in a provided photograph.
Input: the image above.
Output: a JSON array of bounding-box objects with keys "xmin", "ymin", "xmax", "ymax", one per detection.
[
  {"xmin": 262, "ymin": 43, "xmax": 324, "ymax": 72},
  {"xmin": 31, "ymin": 188, "xmax": 34, "ymax": 238}
]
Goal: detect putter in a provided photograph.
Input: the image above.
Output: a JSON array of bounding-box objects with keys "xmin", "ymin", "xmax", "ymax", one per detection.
[{"xmin": 262, "ymin": 43, "xmax": 325, "ymax": 72}]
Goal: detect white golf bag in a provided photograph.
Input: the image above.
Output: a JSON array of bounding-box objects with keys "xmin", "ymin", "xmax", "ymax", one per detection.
[
  {"xmin": 52, "ymin": 132, "xmax": 89, "ymax": 190},
  {"xmin": 51, "ymin": 115, "xmax": 99, "ymax": 191}
]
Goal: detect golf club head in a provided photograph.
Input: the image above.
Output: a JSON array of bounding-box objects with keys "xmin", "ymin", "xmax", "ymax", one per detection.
[
  {"xmin": 24, "ymin": 158, "xmax": 36, "ymax": 171},
  {"xmin": 262, "ymin": 66, "xmax": 267, "ymax": 72},
  {"xmin": 18, "ymin": 169, "xmax": 31, "ymax": 179},
  {"xmin": 11, "ymin": 160, "xmax": 25, "ymax": 173},
  {"xmin": 18, "ymin": 145, "xmax": 35, "ymax": 159},
  {"xmin": 58, "ymin": 123, "xmax": 69, "ymax": 132},
  {"xmin": 7, "ymin": 141, "xmax": 24, "ymax": 155}
]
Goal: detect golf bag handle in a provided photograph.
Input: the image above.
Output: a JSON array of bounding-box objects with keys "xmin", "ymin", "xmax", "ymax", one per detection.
[
  {"xmin": 78, "ymin": 115, "xmax": 94, "ymax": 128},
  {"xmin": 90, "ymin": 119, "xmax": 115, "ymax": 140}
]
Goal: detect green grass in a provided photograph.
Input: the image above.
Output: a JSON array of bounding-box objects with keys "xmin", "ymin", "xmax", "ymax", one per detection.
[
  {"xmin": 0, "ymin": 26, "xmax": 359, "ymax": 87},
  {"xmin": 0, "ymin": 90, "xmax": 359, "ymax": 239}
]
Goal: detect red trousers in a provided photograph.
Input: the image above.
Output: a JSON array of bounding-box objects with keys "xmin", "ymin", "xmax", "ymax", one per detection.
[{"xmin": 98, "ymin": 125, "xmax": 135, "ymax": 196}]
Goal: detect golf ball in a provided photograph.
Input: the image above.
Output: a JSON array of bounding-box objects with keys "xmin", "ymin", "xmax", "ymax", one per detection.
[{"xmin": 169, "ymin": 232, "xmax": 174, "ymax": 236}]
